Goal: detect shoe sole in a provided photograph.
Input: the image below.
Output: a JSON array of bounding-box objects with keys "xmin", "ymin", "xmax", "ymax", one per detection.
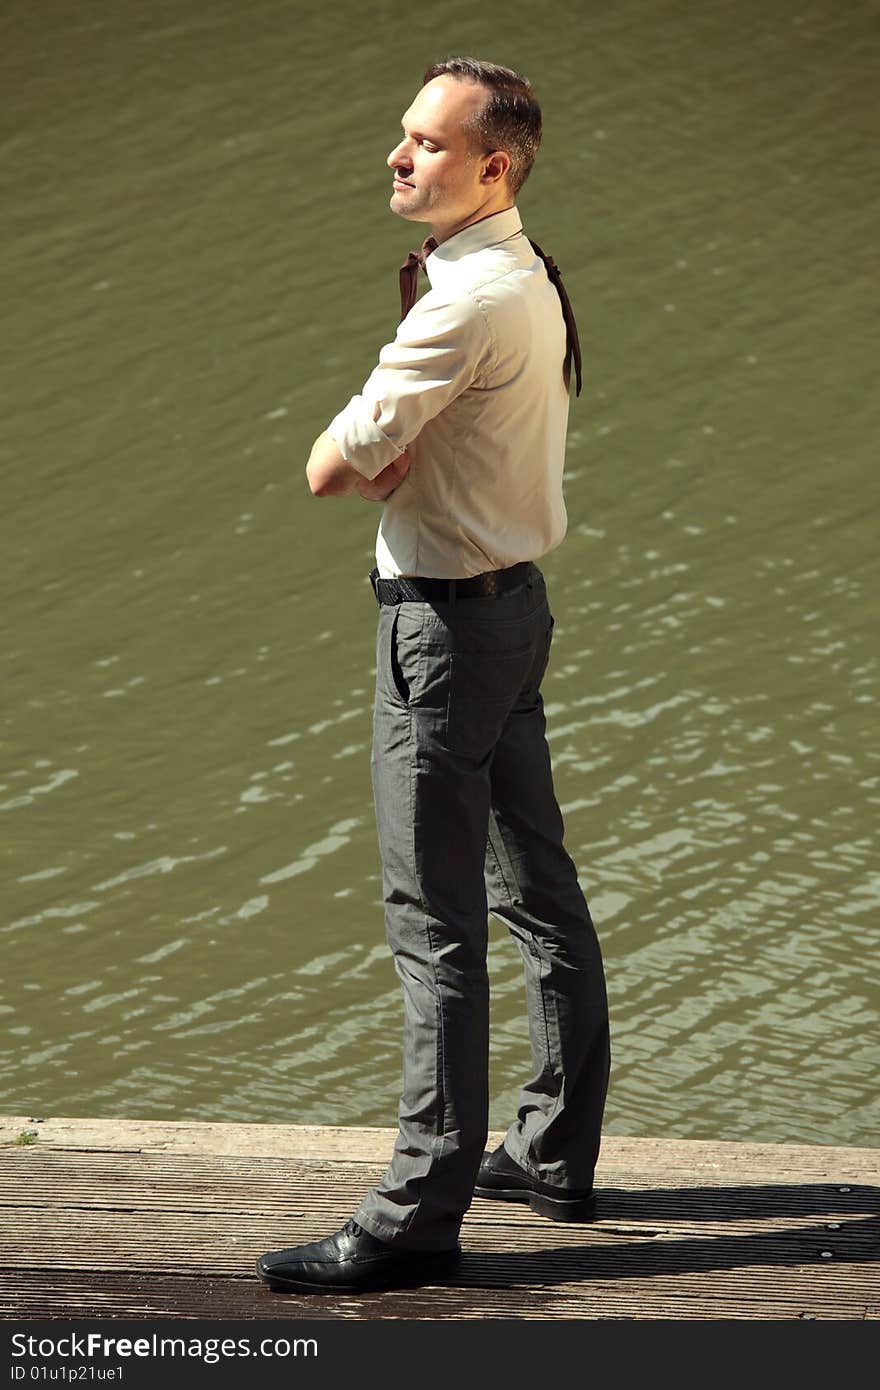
[
  {"xmin": 473, "ymin": 1184, "xmax": 598, "ymax": 1222},
  {"xmin": 257, "ymin": 1251, "xmax": 461, "ymax": 1295}
]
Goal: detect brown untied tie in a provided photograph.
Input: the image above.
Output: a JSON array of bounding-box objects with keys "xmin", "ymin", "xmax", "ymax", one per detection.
[
  {"xmin": 398, "ymin": 237, "xmax": 438, "ymax": 321},
  {"xmin": 528, "ymin": 238, "xmax": 583, "ymax": 397},
  {"xmin": 398, "ymin": 232, "xmax": 582, "ymax": 397}
]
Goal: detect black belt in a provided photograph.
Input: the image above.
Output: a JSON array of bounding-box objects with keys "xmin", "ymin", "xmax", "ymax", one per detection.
[{"xmin": 370, "ymin": 561, "xmax": 532, "ymax": 605}]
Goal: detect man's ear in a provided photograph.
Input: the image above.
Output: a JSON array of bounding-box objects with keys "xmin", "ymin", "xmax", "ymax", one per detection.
[{"xmin": 481, "ymin": 150, "xmax": 511, "ymax": 186}]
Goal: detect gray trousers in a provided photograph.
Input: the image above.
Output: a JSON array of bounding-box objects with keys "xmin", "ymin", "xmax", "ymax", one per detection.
[{"xmin": 354, "ymin": 564, "xmax": 610, "ymax": 1250}]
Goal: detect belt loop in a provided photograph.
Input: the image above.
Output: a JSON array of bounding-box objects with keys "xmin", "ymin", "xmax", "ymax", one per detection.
[
  {"xmin": 369, "ymin": 568, "xmax": 380, "ymax": 605},
  {"xmin": 447, "ymin": 579, "xmax": 456, "ymax": 606}
]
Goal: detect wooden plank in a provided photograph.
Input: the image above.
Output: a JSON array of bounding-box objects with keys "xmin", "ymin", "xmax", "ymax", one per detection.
[
  {"xmin": 3, "ymin": 1148, "xmax": 876, "ymax": 1222},
  {"xmin": 0, "ymin": 1117, "xmax": 404, "ymax": 1162},
  {"xmin": 3, "ymin": 1116, "xmax": 879, "ymax": 1177},
  {"xmin": 0, "ymin": 1270, "xmax": 873, "ymax": 1321},
  {"xmin": 4, "ymin": 1194, "xmax": 875, "ymax": 1258}
]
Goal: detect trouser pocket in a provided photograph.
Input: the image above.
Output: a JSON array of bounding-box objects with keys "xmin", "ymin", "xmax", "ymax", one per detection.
[{"xmin": 378, "ymin": 606, "xmax": 424, "ymax": 708}]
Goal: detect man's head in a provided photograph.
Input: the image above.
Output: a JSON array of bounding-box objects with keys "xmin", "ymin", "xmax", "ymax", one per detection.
[{"xmin": 387, "ymin": 57, "xmax": 542, "ymax": 242}]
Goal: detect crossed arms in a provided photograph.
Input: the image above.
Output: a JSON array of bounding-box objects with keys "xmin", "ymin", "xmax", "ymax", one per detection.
[{"xmin": 304, "ymin": 284, "xmax": 490, "ymax": 505}]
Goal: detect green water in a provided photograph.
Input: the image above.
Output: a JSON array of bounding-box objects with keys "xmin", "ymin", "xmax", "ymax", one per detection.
[{"xmin": 2, "ymin": 0, "xmax": 878, "ymax": 1147}]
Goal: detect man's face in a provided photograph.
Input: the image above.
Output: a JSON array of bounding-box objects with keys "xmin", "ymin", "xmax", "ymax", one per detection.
[{"xmin": 387, "ymin": 75, "xmax": 490, "ymax": 231}]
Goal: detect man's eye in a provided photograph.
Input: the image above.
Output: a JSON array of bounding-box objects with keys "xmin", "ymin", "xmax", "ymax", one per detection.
[{"xmin": 423, "ymin": 142, "xmax": 438, "ymax": 153}]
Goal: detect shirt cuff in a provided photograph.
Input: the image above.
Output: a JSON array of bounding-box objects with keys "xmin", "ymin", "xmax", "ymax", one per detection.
[{"xmin": 327, "ymin": 397, "xmax": 404, "ymax": 481}]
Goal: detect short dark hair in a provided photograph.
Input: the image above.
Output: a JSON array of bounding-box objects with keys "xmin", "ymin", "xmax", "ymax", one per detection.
[{"xmin": 422, "ymin": 56, "xmax": 542, "ymax": 196}]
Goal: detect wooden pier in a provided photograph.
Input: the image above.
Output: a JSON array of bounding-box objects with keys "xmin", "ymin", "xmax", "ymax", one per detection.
[{"xmin": 1, "ymin": 1117, "xmax": 877, "ymax": 1320}]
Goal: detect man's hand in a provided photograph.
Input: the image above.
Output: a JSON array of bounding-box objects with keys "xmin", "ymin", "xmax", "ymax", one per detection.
[{"xmin": 356, "ymin": 451, "xmax": 411, "ymax": 502}]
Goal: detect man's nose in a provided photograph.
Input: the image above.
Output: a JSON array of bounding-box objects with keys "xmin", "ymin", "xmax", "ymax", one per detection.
[{"xmin": 387, "ymin": 139, "xmax": 411, "ymax": 170}]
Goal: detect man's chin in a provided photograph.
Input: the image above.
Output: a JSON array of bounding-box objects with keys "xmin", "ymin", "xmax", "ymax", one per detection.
[{"xmin": 390, "ymin": 191, "xmax": 428, "ymax": 221}]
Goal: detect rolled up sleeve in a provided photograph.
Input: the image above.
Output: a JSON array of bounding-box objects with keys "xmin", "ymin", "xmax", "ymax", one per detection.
[{"xmin": 326, "ymin": 291, "xmax": 491, "ymax": 480}]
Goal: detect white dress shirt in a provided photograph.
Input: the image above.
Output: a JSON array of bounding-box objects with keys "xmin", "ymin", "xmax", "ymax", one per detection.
[{"xmin": 327, "ymin": 207, "xmax": 572, "ymax": 579}]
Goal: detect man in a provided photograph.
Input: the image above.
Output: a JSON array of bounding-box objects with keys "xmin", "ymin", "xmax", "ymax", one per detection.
[{"xmin": 258, "ymin": 57, "xmax": 610, "ymax": 1295}]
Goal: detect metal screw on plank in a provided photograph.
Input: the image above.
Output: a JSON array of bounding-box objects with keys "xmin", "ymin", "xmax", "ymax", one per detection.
[
  {"xmin": 820, "ymin": 1250, "xmax": 834, "ymax": 1259},
  {"xmin": 825, "ymin": 1222, "xmax": 841, "ymax": 1230}
]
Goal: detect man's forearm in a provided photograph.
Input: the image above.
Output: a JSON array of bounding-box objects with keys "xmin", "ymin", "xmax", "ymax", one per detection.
[
  {"xmin": 306, "ymin": 431, "xmax": 360, "ymax": 496},
  {"xmin": 306, "ymin": 431, "xmax": 411, "ymax": 502}
]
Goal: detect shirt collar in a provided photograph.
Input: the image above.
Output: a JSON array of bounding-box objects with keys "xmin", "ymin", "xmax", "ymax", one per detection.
[{"xmin": 425, "ymin": 207, "xmax": 524, "ymax": 287}]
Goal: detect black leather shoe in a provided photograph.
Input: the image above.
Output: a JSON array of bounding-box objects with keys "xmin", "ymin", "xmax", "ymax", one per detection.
[
  {"xmin": 474, "ymin": 1144, "xmax": 597, "ymax": 1221},
  {"xmin": 257, "ymin": 1219, "xmax": 462, "ymax": 1294}
]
